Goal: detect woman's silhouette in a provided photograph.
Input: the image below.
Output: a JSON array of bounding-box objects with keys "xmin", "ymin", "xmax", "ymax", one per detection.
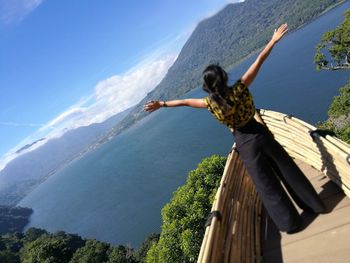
[{"xmin": 143, "ymin": 24, "xmax": 325, "ymax": 233}]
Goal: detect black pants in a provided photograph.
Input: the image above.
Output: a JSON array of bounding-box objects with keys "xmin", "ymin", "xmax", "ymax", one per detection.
[{"xmin": 234, "ymin": 118, "xmax": 325, "ymax": 232}]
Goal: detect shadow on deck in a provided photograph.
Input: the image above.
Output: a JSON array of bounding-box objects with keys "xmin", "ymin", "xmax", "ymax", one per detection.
[
  {"xmin": 197, "ymin": 110, "xmax": 350, "ymax": 263},
  {"xmin": 263, "ymin": 160, "xmax": 350, "ymax": 263}
]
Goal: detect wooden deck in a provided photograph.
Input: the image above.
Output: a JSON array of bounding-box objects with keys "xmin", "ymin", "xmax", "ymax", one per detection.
[
  {"xmin": 263, "ymin": 159, "xmax": 350, "ymax": 263},
  {"xmin": 198, "ymin": 110, "xmax": 350, "ymax": 263}
]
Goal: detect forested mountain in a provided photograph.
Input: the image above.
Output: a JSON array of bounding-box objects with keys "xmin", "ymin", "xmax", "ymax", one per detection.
[{"xmin": 100, "ymin": 0, "xmax": 344, "ymax": 143}]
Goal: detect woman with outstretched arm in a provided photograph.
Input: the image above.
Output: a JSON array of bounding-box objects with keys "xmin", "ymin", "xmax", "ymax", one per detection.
[{"xmin": 143, "ymin": 24, "xmax": 325, "ymax": 233}]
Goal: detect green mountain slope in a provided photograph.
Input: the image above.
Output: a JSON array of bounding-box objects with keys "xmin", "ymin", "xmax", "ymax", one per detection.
[{"xmin": 101, "ymin": 0, "xmax": 344, "ymax": 143}]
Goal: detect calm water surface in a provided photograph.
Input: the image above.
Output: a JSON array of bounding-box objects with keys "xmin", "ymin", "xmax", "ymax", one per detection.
[{"xmin": 20, "ymin": 2, "xmax": 350, "ymax": 247}]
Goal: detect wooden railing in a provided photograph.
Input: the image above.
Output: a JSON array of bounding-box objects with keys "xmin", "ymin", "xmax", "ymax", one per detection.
[
  {"xmin": 197, "ymin": 109, "xmax": 350, "ymax": 263},
  {"xmin": 259, "ymin": 109, "xmax": 350, "ymax": 197},
  {"xmin": 197, "ymin": 147, "xmax": 263, "ymax": 263}
]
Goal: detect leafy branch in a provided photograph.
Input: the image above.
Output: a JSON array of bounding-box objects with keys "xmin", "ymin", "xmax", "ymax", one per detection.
[{"xmin": 314, "ymin": 9, "xmax": 350, "ymax": 70}]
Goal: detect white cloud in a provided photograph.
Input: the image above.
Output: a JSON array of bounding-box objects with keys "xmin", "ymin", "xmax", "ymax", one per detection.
[
  {"xmin": 0, "ymin": 52, "xmax": 177, "ymax": 171},
  {"xmin": 95, "ymin": 55, "xmax": 175, "ymax": 109},
  {"xmin": 51, "ymin": 53, "xmax": 177, "ymax": 132},
  {"xmin": 0, "ymin": 0, "xmax": 44, "ymax": 24}
]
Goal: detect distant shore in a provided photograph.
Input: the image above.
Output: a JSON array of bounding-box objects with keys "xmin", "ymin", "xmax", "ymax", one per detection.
[{"xmin": 225, "ymin": 0, "xmax": 347, "ymax": 74}]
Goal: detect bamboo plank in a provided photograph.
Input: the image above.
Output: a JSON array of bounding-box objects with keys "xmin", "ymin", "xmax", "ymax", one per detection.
[{"xmin": 198, "ymin": 109, "xmax": 349, "ymax": 263}]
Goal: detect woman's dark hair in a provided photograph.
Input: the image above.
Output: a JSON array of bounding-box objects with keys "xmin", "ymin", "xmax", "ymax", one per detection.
[{"xmin": 202, "ymin": 64, "xmax": 231, "ymax": 112}]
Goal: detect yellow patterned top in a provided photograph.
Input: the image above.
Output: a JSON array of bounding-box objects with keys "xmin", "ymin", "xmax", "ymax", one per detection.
[{"xmin": 203, "ymin": 79, "xmax": 255, "ymax": 130}]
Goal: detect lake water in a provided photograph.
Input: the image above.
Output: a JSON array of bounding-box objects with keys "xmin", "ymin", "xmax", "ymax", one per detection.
[{"xmin": 19, "ymin": 2, "xmax": 350, "ymax": 247}]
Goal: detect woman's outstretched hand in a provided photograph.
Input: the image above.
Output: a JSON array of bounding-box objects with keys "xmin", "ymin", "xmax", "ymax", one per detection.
[
  {"xmin": 240, "ymin": 23, "xmax": 288, "ymax": 87},
  {"xmin": 143, "ymin": 100, "xmax": 162, "ymax": 113},
  {"xmin": 271, "ymin": 23, "xmax": 288, "ymax": 44}
]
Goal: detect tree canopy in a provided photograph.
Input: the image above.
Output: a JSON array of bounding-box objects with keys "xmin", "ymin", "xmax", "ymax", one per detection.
[
  {"xmin": 318, "ymin": 80, "xmax": 350, "ymax": 144},
  {"xmin": 146, "ymin": 155, "xmax": 227, "ymax": 263},
  {"xmin": 315, "ymin": 7, "xmax": 350, "ymax": 144},
  {"xmin": 314, "ymin": 8, "xmax": 350, "ymax": 70},
  {"xmin": 0, "ymin": 228, "xmax": 139, "ymax": 263},
  {"xmin": 0, "ymin": 155, "xmax": 227, "ymax": 262}
]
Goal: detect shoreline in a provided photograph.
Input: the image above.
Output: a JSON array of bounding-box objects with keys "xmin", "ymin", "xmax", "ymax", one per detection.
[{"xmin": 224, "ymin": 0, "xmax": 347, "ymax": 74}]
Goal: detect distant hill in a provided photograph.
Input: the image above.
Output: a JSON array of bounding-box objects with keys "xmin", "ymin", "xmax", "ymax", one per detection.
[
  {"xmin": 99, "ymin": 0, "xmax": 344, "ymax": 143},
  {"xmin": 15, "ymin": 138, "xmax": 45, "ymax": 154},
  {"xmin": 0, "ymin": 107, "xmax": 133, "ymax": 205}
]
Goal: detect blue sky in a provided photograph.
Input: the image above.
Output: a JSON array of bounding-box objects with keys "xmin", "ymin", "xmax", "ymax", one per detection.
[{"xmin": 0, "ymin": 0, "xmax": 243, "ymax": 168}]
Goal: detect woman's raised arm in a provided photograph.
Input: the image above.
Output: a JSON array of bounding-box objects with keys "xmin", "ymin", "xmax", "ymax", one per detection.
[
  {"xmin": 241, "ymin": 23, "xmax": 288, "ymax": 87},
  {"xmin": 143, "ymin": 98, "xmax": 206, "ymax": 113}
]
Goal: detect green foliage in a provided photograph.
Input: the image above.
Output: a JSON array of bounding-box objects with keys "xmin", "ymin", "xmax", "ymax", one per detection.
[
  {"xmin": 318, "ymin": 119, "xmax": 350, "ymax": 144},
  {"xmin": 314, "ymin": 8, "xmax": 350, "ymax": 70},
  {"xmin": 0, "ymin": 228, "xmax": 144, "ymax": 263},
  {"xmin": 146, "ymin": 155, "xmax": 227, "ymax": 263},
  {"xmin": 328, "ymin": 81, "xmax": 350, "ymax": 117},
  {"xmin": 107, "ymin": 245, "xmax": 137, "ymax": 263},
  {"xmin": 317, "ymin": 80, "xmax": 350, "ymax": 144},
  {"xmin": 70, "ymin": 239, "xmax": 110, "ymax": 263},
  {"xmin": 134, "ymin": 233, "xmax": 159, "ymax": 263},
  {"xmin": 24, "ymin": 228, "xmax": 48, "ymax": 243},
  {"xmin": 0, "ymin": 142, "xmax": 229, "ymax": 261},
  {"xmin": 20, "ymin": 232, "xmax": 85, "ymax": 263},
  {"xmin": 338, "ymin": 123, "xmax": 350, "ymax": 143},
  {"xmin": 314, "ymin": 4, "xmax": 350, "ymax": 144}
]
